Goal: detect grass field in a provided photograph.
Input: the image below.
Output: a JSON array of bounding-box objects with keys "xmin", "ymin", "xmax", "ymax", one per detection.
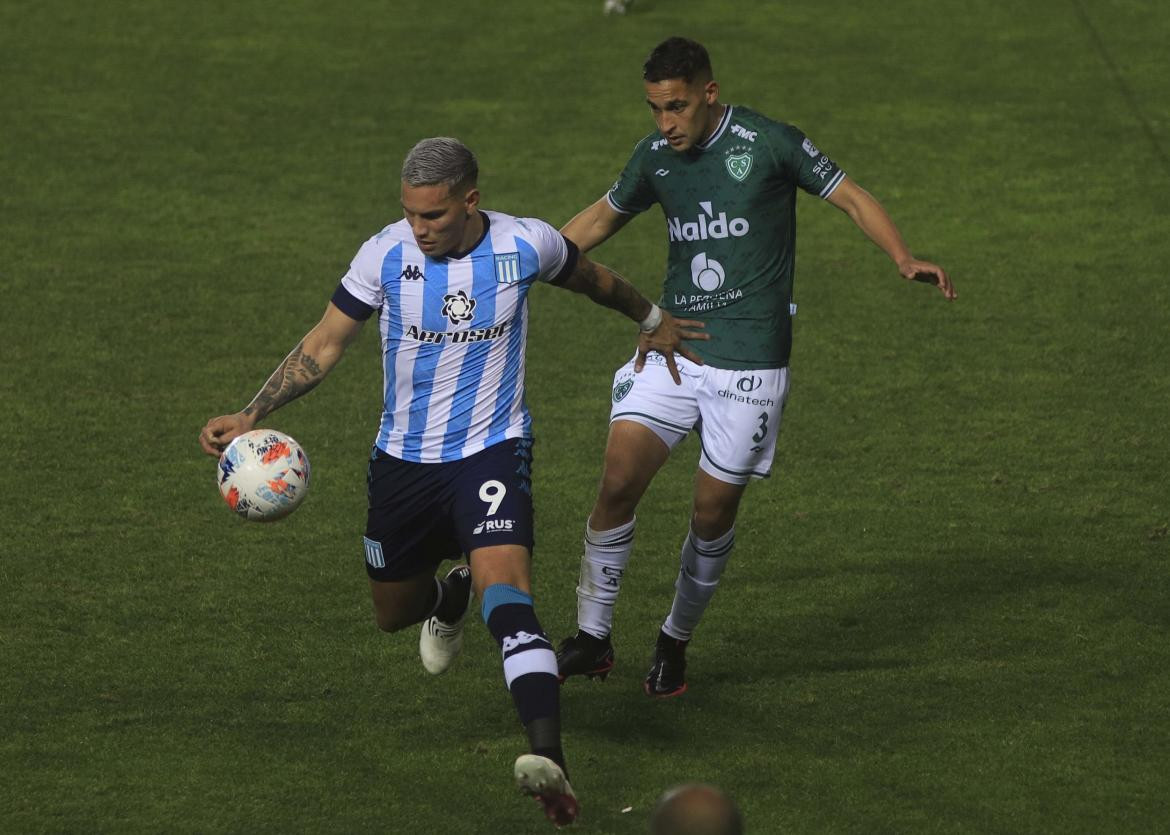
[{"xmin": 3, "ymin": 0, "xmax": 1169, "ymax": 832}]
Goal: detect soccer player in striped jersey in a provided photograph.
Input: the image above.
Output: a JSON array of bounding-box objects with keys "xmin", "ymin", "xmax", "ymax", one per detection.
[
  {"xmin": 199, "ymin": 137, "xmax": 705, "ymax": 826},
  {"xmin": 555, "ymin": 38, "xmax": 956, "ymax": 698}
]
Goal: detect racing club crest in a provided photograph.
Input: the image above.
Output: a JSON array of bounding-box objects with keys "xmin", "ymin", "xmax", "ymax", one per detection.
[
  {"xmin": 725, "ymin": 153, "xmax": 753, "ymax": 182},
  {"xmin": 494, "ymin": 252, "xmax": 521, "ymax": 284}
]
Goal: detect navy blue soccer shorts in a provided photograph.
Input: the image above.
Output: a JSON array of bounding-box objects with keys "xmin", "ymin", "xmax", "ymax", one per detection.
[{"xmin": 362, "ymin": 438, "xmax": 535, "ymax": 582}]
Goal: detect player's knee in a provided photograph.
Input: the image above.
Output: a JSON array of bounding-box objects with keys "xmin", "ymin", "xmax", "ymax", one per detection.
[
  {"xmin": 690, "ymin": 504, "xmax": 737, "ymax": 541},
  {"xmin": 595, "ymin": 469, "xmax": 641, "ymax": 519},
  {"xmin": 691, "ymin": 517, "xmax": 732, "ymax": 542},
  {"xmin": 691, "ymin": 480, "xmax": 745, "ymax": 540}
]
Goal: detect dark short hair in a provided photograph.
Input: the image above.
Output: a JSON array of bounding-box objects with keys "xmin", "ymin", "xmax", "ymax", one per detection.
[{"xmin": 643, "ymin": 37, "xmax": 713, "ymax": 84}]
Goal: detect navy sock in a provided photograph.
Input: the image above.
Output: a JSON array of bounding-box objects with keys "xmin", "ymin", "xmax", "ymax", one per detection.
[
  {"xmin": 433, "ymin": 567, "xmax": 470, "ymax": 623},
  {"xmin": 421, "ymin": 579, "xmax": 441, "ymax": 619},
  {"xmin": 421, "ymin": 566, "xmax": 471, "ymax": 624},
  {"xmin": 482, "ymin": 584, "xmax": 567, "ymax": 778}
]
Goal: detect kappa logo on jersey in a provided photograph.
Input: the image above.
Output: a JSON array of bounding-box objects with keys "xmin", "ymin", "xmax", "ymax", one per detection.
[
  {"xmin": 441, "ymin": 289, "xmax": 476, "ymax": 324},
  {"xmin": 494, "ymin": 252, "xmax": 521, "ymax": 284},
  {"xmin": 802, "ymin": 138, "xmax": 820, "ymax": 158},
  {"xmin": 400, "ymin": 265, "xmax": 423, "ymax": 281},
  {"xmin": 667, "ymin": 201, "xmax": 750, "ymax": 242},
  {"xmin": 473, "ymin": 518, "xmax": 515, "ymax": 534},
  {"xmin": 725, "ymin": 153, "xmax": 753, "ymax": 182},
  {"xmin": 691, "ymin": 252, "xmax": 726, "ymax": 292}
]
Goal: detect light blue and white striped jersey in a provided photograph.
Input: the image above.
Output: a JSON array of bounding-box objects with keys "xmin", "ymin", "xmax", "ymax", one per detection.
[{"xmin": 332, "ymin": 210, "xmax": 576, "ymax": 463}]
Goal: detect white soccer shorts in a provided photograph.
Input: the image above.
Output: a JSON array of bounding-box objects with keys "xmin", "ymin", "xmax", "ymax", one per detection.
[{"xmin": 608, "ymin": 351, "xmax": 790, "ymax": 485}]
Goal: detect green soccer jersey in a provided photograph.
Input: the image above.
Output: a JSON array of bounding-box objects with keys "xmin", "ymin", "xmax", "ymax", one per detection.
[{"xmin": 607, "ymin": 105, "xmax": 845, "ymax": 369}]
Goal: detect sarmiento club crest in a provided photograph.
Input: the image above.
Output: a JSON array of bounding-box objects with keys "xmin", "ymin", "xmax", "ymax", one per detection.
[{"xmin": 725, "ymin": 153, "xmax": 753, "ymax": 182}]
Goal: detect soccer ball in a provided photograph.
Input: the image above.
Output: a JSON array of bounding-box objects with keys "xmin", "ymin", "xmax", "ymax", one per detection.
[{"xmin": 217, "ymin": 429, "xmax": 310, "ymax": 522}]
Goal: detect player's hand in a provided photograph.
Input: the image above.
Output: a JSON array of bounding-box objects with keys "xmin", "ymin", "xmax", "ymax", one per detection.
[
  {"xmin": 199, "ymin": 412, "xmax": 255, "ymax": 456},
  {"xmin": 635, "ymin": 312, "xmax": 708, "ymax": 385},
  {"xmin": 899, "ymin": 258, "xmax": 956, "ymax": 301}
]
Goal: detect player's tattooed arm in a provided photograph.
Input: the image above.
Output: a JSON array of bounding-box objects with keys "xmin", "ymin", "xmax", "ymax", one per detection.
[
  {"xmin": 199, "ymin": 302, "xmax": 366, "ymax": 456},
  {"xmin": 242, "ymin": 341, "xmax": 326, "ymax": 422},
  {"xmin": 241, "ymin": 302, "xmax": 365, "ymax": 421},
  {"xmin": 559, "ymin": 254, "xmax": 709, "ymax": 385},
  {"xmin": 561, "ymin": 255, "xmax": 653, "ymax": 322}
]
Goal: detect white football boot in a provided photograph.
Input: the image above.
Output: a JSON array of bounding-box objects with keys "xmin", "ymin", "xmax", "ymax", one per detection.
[
  {"xmin": 514, "ymin": 754, "xmax": 579, "ymax": 827},
  {"xmin": 418, "ymin": 564, "xmax": 473, "ymax": 675}
]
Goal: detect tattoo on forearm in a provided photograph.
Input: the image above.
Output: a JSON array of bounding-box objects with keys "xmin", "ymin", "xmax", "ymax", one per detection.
[
  {"xmin": 576, "ymin": 259, "xmax": 650, "ymax": 321},
  {"xmin": 607, "ymin": 273, "xmax": 649, "ymax": 321},
  {"xmin": 243, "ymin": 342, "xmax": 325, "ymax": 420},
  {"xmin": 573, "ymin": 259, "xmax": 601, "ymax": 289},
  {"xmin": 301, "ymin": 352, "xmax": 323, "ymax": 377}
]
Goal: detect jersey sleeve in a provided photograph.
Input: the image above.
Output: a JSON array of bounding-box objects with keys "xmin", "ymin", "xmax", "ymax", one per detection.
[
  {"xmin": 334, "ymin": 236, "xmax": 384, "ymax": 318},
  {"xmin": 516, "ymin": 217, "xmax": 579, "ymax": 285},
  {"xmin": 775, "ymin": 124, "xmax": 847, "ymax": 200},
  {"xmin": 605, "ymin": 137, "xmax": 658, "ymax": 215}
]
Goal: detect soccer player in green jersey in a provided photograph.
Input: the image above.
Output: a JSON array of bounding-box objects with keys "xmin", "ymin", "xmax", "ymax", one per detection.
[{"xmin": 556, "ymin": 37, "xmax": 956, "ymax": 698}]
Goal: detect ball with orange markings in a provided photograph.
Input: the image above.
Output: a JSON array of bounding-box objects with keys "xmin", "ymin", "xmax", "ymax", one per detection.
[{"xmin": 217, "ymin": 429, "xmax": 310, "ymax": 521}]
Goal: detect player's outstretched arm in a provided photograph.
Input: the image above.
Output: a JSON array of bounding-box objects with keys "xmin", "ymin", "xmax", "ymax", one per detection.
[
  {"xmin": 558, "ymin": 254, "xmax": 708, "ymax": 385},
  {"xmin": 826, "ymin": 178, "xmax": 956, "ymax": 300},
  {"xmin": 199, "ymin": 302, "xmax": 366, "ymax": 456},
  {"xmin": 560, "ymin": 196, "xmax": 635, "ymax": 253}
]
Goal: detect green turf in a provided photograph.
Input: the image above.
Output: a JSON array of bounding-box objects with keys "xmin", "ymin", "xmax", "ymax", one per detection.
[{"xmin": 3, "ymin": 0, "xmax": 1168, "ymax": 832}]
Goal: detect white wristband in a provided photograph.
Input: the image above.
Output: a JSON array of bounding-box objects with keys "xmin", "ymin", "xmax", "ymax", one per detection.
[{"xmin": 639, "ymin": 303, "xmax": 663, "ymax": 333}]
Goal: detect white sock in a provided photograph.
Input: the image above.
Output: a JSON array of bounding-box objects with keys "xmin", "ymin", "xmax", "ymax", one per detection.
[
  {"xmin": 575, "ymin": 518, "xmax": 636, "ymax": 639},
  {"xmin": 662, "ymin": 527, "xmax": 735, "ymax": 641}
]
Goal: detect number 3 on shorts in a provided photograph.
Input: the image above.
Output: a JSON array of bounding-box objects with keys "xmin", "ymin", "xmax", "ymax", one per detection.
[
  {"xmin": 479, "ymin": 479, "xmax": 506, "ymax": 516},
  {"xmin": 752, "ymin": 411, "xmax": 769, "ymax": 444}
]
